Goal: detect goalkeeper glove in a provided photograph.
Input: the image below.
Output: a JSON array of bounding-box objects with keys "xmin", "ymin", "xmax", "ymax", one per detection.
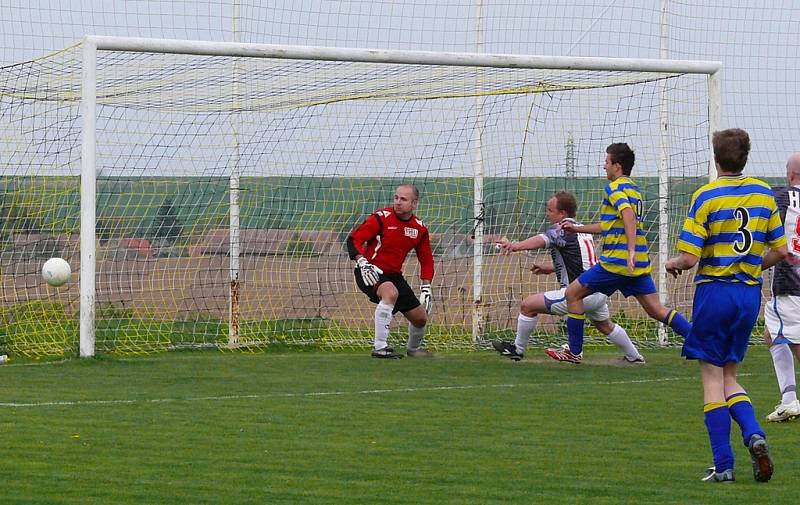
[
  {"xmin": 419, "ymin": 284, "xmax": 433, "ymax": 315},
  {"xmin": 357, "ymin": 257, "xmax": 383, "ymax": 286}
]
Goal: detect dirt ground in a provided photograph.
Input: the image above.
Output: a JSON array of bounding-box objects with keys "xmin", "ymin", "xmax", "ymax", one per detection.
[{"xmin": 2, "ymin": 244, "xmax": 717, "ymax": 344}]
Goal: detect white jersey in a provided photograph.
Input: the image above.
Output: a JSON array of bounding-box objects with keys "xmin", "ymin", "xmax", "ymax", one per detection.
[
  {"xmin": 771, "ymin": 186, "xmax": 800, "ymax": 296},
  {"xmin": 537, "ymin": 218, "xmax": 598, "ymax": 289},
  {"xmin": 537, "ymin": 218, "xmax": 607, "ymax": 322}
]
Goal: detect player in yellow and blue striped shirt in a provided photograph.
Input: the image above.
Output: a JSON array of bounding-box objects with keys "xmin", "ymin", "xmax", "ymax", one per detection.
[
  {"xmin": 597, "ymin": 171, "xmax": 652, "ymax": 276},
  {"xmin": 665, "ymin": 128, "xmax": 788, "ymax": 483},
  {"xmin": 545, "ymin": 143, "xmax": 691, "ymax": 363}
]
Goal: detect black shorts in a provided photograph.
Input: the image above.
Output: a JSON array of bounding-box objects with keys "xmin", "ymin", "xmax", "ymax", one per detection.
[{"xmin": 354, "ymin": 269, "xmax": 421, "ymax": 314}]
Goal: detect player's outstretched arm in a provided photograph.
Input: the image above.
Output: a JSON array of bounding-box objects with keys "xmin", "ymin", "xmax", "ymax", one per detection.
[
  {"xmin": 665, "ymin": 252, "xmax": 699, "ymax": 278},
  {"xmin": 496, "ymin": 235, "xmax": 546, "ymax": 254},
  {"xmin": 620, "ymin": 208, "xmax": 638, "ymax": 273},
  {"xmin": 561, "ymin": 222, "xmax": 602, "ymax": 234},
  {"xmin": 529, "ymin": 263, "xmax": 554, "ymax": 275},
  {"xmin": 762, "ymin": 244, "xmax": 789, "ymax": 270}
]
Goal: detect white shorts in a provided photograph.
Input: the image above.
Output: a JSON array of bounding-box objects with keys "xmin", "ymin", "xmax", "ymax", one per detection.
[
  {"xmin": 543, "ymin": 288, "xmax": 610, "ymax": 322},
  {"xmin": 765, "ymin": 295, "xmax": 800, "ymax": 344}
]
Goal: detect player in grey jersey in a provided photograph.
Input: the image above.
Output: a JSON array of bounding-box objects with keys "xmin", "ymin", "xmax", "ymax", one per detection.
[
  {"xmin": 491, "ymin": 192, "xmax": 645, "ymax": 363},
  {"xmin": 764, "ymin": 153, "xmax": 800, "ymax": 421}
]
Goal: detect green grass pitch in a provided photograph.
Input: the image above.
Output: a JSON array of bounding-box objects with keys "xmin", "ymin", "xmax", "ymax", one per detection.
[{"xmin": 1, "ymin": 347, "xmax": 797, "ymax": 504}]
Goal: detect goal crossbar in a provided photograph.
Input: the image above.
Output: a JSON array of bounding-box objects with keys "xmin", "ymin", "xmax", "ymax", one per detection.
[{"xmin": 85, "ymin": 35, "xmax": 721, "ymax": 75}]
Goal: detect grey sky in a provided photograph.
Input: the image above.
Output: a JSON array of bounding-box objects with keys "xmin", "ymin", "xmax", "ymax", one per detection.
[{"xmin": 0, "ymin": 0, "xmax": 797, "ymax": 177}]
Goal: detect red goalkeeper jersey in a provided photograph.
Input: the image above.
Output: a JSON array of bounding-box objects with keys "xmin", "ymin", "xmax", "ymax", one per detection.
[{"xmin": 348, "ymin": 207, "xmax": 435, "ymax": 280}]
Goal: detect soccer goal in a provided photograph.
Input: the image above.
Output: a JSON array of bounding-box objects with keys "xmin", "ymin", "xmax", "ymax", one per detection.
[{"xmin": 0, "ymin": 36, "xmax": 720, "ymax": 357}]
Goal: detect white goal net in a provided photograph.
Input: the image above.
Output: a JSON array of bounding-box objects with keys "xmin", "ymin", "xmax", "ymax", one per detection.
[{"xmin": 0, "ymin": 37, "xmax": 718, "ymax": 356}]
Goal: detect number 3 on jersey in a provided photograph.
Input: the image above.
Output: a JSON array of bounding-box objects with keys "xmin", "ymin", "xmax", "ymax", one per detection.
[{"xmin": 732, "ymin": 206, "xmax": 752, "ymax": 255}]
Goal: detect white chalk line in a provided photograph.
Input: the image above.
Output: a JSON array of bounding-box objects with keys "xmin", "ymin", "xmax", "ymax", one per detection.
[{"xmin": 0, "ymin": 374, "xmax": 721, "ymax": 409}]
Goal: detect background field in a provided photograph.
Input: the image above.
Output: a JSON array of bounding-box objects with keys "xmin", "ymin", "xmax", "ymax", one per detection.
[
  {"xmin": 2, "ymin": 175, "xmax": 729, "ymax": 356},
  {"xmin": 1, "ymin": 347, "xmax": 797, "ymax": 504}
]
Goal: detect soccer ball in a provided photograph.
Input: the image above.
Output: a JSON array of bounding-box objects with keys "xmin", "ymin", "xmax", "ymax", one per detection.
[{"xmin": 42, "ymin": 257, "xmax": 71, "ymax": 287}]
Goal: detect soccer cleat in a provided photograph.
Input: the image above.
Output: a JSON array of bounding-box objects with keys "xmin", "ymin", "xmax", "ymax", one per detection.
[
  {"xmin": 544, "ymin": 347, "xmax": 582, "ymax": 363},
  {"xmin": 544, "ymin": 345, "xmax": 582, "ymax": 364},
  {"xmin": 371, "ymin": 347, "xmax": 404, "ymax": 359},
  {"xmin": 747, "ymin": 434, "xmax": 773, "ymax": 482},
  {"xmin": 701, "ymin": 466, "xmax": 735, "ymax": 483},
  {"xmin": 406, "ymin": 348, "xmax": 434, "ymax": 358},
  {"xmin": 492, "ymin": 340, "xmax": 523, "ymax": 361},
  {"xmin": 765, "ymin": 399, "xmax": 800, "ymax": 422},
  {"xmin": 618, "ymin": 354, "xmax": 646, "ymax": 365}
]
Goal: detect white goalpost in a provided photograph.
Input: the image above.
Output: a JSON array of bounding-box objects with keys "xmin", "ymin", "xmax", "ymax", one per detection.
[{"xmin": 0, "ymin": 35, "xmax": 720, "ymax": 357}]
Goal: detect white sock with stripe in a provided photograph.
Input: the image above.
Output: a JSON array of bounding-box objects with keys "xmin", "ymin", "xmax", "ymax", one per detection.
[
  {"xmin": 514, "ymin": 314, "xmax": 538, "ymax": 353},
  {"xmin": 606, "ymin": 324, "xmax": 641, "ymax": 360},
  {"xmin": 407, "ymin": 323, "xmax": 425, "ymax": 351},
  {"xmin": 769, "ymin": 344, "xmax": 797, "ymax": 405},
  {"xmin": 374, "ymin": 301, "xmax": 394, "ymax": 350}
]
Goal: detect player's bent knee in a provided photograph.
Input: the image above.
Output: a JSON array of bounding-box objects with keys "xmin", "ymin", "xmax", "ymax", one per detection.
[
  {"xmin": 377, "ymin": 283, "xmax": 399, "ymax": 303},
  {"xmin": 520, "ymin": 298, "xmax": 543, "ymax": 316},
  {"xmin": 564, "ymin": 282, "xmax": 586, "ymax": 302},
  {"xmin": 406, "ymin": 308, "xmax": 427, "ymax": 327},
  {"xmin": 564, "ymin": 289, "xmax": 577, "ymax": 302},
  {"xmin": 381, "ymin": 293, "xmax": 399, "ymax": 304},
  {"xmin": 592, "ymin": 319, "xmax": 614, "ymax": 334}
]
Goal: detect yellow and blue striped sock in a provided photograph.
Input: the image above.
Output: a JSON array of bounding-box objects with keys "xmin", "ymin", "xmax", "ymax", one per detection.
[
  {"xmin": 663, "ymin": 309, "xmax": 691, "ymax": 338},
  {"xmin": 566, "ymin": 313, "xmax": 585, "ymax": 355},
  {"xmin": 727, "ymin": 393, "xmax": 764, "ymax": 447},
  {"xmin": 704, "ymin": 402, "xmax": 734, "ymax": 472}
]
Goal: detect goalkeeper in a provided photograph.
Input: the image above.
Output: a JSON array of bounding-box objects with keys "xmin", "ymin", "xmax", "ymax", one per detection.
[{"xmin": 347, "ymin": 184, "xmax": 435, "ymax": 359}]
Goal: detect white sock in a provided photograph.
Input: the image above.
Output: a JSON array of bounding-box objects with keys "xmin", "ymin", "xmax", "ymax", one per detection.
[
  {"xmin": 606, "ymin": 324, "xmax": 641, "ymax": 359},
  {"xmin": 374, "ymin": 301, "xmax": 394, "ymax": 350},
  {"xmin": 514, "ymin": 314, "xmax": 538, "ymax": 353},
  {"xmin": 769, "ymin": 344, "xmax": 797, "ymax": 405},
  {"xmin": 407, "ymin": 323, "xmax": 425, "ymax": 351}
]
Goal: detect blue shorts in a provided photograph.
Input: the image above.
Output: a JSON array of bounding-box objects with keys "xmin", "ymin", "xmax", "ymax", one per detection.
[
  {"xmin": 681, "ymin": 282, "xmax": 761, "ymax": 367},
  {"xmin": 577, "ymin": 264, "xmax": 657, "ymax": 298}
]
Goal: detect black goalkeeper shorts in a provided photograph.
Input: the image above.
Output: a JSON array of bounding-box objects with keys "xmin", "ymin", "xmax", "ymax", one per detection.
[{"xmin": 353, "ymin": 269, "xmax": 421, "ymax": 314}]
